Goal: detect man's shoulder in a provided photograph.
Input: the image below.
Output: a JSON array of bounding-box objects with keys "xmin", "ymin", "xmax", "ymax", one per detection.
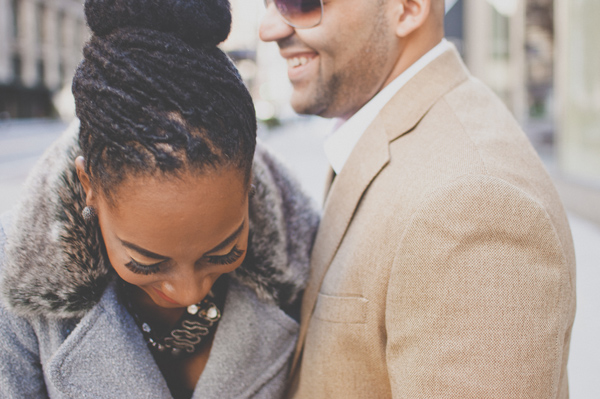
[
  {"xmin": 372, "ymin": 75, "xmax": 569, "ymax": 236},
  {"xmin": 440, "ymin": 76, "xmax": 522, "ymax": 136},
  {"xmin": 384, "ymin": 75, "xmax": 549, "ymax": 195}
]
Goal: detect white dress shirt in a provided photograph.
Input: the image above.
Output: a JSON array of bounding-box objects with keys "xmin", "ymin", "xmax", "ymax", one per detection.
[{"xmin": 324, "ymin": 39, "xmax": 451, "ymax": 174}]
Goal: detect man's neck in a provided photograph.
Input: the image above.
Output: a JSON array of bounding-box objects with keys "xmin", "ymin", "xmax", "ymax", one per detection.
[
  {"xmin": 324, "ymin": 39, "xmax": 451, "ymax": 175},
  {"xmin": 338, "ymin": 35, "xmax": 444, "ymax": 123},
  {"xmin": 380, "ymin": 35, "xmax": 445, "ymax": 99}
]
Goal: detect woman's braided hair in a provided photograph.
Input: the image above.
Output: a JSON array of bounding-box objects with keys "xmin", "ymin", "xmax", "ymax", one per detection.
[{"xmin": 73, "ymin": 0, "xmax": 256, "ymax": 198}]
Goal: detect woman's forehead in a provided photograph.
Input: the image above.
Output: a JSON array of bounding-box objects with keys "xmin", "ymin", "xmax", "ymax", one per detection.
[{"xmin": 97, "ymin": 168, "xmax": 249, "ymax": 253}]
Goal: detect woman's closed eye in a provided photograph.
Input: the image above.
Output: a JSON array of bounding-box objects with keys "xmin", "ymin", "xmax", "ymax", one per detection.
[
  {"xmin": 124, "ymin": 258, "xmax": 165, "ymax": 275},
  {"xmin": 124, "ymin": 245, "xmax": 245, "ymax": 275},
  {"xmin": 206, "ymin": 245, "xmax": 245, "ymax": 265}
]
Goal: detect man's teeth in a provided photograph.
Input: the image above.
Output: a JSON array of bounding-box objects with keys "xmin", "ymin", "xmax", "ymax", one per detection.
[{"xmin": 288, "ymin": 57, "xmax": 309, "ymax": 67}]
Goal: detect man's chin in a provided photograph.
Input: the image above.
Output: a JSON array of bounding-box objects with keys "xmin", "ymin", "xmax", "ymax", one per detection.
[{"xmin": 290, "ymin": 92, "xmax": 328, "ymax": 117}]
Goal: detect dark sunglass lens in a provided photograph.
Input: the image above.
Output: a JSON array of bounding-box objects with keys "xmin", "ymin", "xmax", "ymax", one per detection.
[{"xmin": 275, "ymin": 0, "xmax": 322, "ymax": 28}]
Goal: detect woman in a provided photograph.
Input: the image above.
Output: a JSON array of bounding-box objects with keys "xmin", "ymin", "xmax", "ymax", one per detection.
[{"xmin": 0, "ymin": 0, "xmax": 318, "ymax": 398}]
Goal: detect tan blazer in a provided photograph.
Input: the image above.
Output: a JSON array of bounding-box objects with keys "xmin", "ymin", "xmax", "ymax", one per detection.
[{"xmin": 290, "ymin": 47, "xmax": 576, "ymax": 398}]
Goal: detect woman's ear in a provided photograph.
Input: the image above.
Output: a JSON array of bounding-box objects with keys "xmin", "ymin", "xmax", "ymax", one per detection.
[
  {"xmin": 75, "ymin": 156, "xmax": 95, "ymax": 205},
  {"xmin": 391, "ymin": 0, "xmax": 433, "ymax": 38}
]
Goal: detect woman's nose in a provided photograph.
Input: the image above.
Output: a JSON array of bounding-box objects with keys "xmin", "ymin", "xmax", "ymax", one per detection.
[
  {"xmin": 161, "ymin": 273, "xmax": 212, "ymax": 307},
  {"xmin": 259, "ymin": 2, "xmax": 295, "ymax": 43}
]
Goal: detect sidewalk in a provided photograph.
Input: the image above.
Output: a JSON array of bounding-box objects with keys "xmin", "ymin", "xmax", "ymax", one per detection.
[{"xmin": 566, "ymin": 215, "xmax": 600, "ymax": 398}]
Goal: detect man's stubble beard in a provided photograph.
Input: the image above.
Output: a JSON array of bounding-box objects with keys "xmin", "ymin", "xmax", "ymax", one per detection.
[
  {"xmin": 292, "ymin": 10, "xmax": 391, "ymax": 119},
  {"xmin": 292, "ymin": 71, "xmax": 343, "ymax": 118}
]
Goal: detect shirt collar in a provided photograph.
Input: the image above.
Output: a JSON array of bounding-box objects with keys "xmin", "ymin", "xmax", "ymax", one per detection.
[{"xmin": 324, "ymin": 39, "xmax": 451, "ymax": 174}]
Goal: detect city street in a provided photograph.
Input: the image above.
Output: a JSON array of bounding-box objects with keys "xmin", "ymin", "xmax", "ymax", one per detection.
[
  {"xmin": 0, "ymin": 118, "xmax": 599, "ymax": 397},
  {"xmin": 0, "ymin": 119, "xmax": 69, "ymax": 212}
]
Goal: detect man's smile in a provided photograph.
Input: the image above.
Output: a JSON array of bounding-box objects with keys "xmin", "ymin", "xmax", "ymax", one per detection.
[{"xmin": 280, "ymin": 48, "xmax": 318, "ymax": 83}]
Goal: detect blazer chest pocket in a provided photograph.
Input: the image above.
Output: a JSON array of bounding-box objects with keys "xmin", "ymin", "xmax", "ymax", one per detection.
[{"xmin": 313, "ymin": 293, "xmax": 368, "ymax": 324}]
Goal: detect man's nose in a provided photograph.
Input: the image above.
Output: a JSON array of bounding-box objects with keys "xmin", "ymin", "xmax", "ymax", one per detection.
[{"xmin": 259, "ymin": 2, "xmax": 295, "ymax": 43}]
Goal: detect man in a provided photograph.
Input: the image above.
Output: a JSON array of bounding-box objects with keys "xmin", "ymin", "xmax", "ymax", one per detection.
[{"xmin": 260, "ymin": 0, "xmax": 575, "ymax": 397}]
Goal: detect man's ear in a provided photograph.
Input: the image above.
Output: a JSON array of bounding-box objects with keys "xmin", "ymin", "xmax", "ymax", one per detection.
[
  {"xmin": 391, "ymin": 0, "xmax": 433, "ymax": 38},
  {"xmin": 75, "ymin": 156, "xmax": 96, "ymax": 205}
]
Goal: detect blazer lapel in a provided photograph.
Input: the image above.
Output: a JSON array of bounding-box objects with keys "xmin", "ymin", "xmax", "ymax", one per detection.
[
  {"xmin": 292, "ymin": 115, "xmax": 390, "ymax": 372},
  {"xmin": 322, "ymin": 167, "xmax": 336, "ymax": 205},
  {"xmin": 381, "ymin": 46, "xmax": 469, "ymax": 142},
  {"xmin": 291, "ymin": 46, "xmax": 470, "ymax": 374},
  {"xmin": 45, "ymin": 283, "xmax": 172, "ymax": 398}
]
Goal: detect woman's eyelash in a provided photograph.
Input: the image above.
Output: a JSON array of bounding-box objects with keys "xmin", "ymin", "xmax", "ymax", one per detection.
[
  {"xmin": 124, "ymin": 258, "xmax": 163, "ymax": 275},
  {"xmin": 123, "ymin": 246, "xmax": 244, "ymax": 274},
  {"xmin": 206, "ymin": 245, "xmax": 245, "ymax": 265}
]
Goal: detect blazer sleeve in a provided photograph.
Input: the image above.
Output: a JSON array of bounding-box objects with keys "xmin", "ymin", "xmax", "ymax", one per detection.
[
  {"xmin": 385, "ymin": 175, "xmax": 574, "ymax": 398},
  {"xmin": 0, "ymin": 218, "xmax": 49, "ymax": 398}
]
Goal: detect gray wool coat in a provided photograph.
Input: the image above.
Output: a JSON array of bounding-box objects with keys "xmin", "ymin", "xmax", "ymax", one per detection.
[{"xmin": 0, "ymin": 124, "xmax": 319, "ymax": 398}]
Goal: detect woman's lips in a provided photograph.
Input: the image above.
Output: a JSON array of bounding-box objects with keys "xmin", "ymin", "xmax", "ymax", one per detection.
[{"xmin": 153, "ymin": 288, "xmax": 180, "ymax": 305}]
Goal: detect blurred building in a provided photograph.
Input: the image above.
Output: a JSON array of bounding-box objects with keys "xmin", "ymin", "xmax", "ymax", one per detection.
[
  {"xmin": 0, "ymin": 0, "xmax": 597, "ymax": 222},
  {"xmin": 229, "ymin": 0, "xmax": 600, "ymax": 222},
  {"xmin": 554, "ymin": 0, "xmax": 600, "ymax": 191},
  {"xmin": 449, "ymin": 0, "xmax": 599, "ymax": 224},
  {"xmin": 0, "ymin": 0, "xmax": 86, "ymax": 119},
  {"xmin": 224, "ymin": 0, "xmax": 294, "ymax": 124}
]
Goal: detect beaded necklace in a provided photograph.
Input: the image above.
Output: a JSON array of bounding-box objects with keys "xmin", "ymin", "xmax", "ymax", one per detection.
[{"xmin": 119, "ymin": 279, "xmax": 225, "ymax": 359}]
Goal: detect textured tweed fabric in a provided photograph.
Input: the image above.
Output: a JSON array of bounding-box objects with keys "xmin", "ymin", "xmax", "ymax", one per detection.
[{"xmin": 290, "ymin": 45, "xmax": 576, "ymax": 399}]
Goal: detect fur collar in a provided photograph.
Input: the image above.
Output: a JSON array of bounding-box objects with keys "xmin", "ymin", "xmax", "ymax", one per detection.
[{"xmin": 0, "ymin": 122, "xmax": 319, "ymax": 319}]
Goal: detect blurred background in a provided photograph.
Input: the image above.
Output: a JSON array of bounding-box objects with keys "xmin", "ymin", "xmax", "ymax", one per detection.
[{"xmin": 0, "ymin": 0, "xmax": 598, "ymax": 396}]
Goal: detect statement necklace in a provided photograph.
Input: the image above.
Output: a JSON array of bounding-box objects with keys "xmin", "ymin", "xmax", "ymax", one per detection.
[{"xmin": 119, "ymin": 280, "xmax": 224, "ymax": 359}]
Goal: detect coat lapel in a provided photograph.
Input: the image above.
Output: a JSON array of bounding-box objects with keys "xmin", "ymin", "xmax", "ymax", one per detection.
[
  {"xmin": 194, "ymin": 280, "xmax": 298, "ymax": 398},
  {"xmin": 45, "ymin": 280, "xmax": 298, "ymax": 399},
  {"xmin": 291, "ymin": 46, "xmax": 470, "ymax": 374},
  {"xmin": 45, "ymin": 283, "xmax": 173, "ymax": 398}
]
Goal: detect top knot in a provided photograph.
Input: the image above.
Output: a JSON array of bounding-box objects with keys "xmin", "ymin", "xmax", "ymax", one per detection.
[{"xmin": 85, "ymin": 0, "xmax": 232, "ymax": 47}]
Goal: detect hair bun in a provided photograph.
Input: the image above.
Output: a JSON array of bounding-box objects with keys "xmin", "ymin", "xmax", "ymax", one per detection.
[{"xmin": 85, "ymin": 0, "xmax": 232, "ymax": 47}]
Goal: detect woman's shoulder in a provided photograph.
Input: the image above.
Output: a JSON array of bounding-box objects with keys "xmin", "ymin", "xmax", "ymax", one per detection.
[
  {"xmin": 0, "ymin": 211, "xmax": 47, "ymax": 352},
  {"xmin": 253, "ymin": 141, "xmax": 320, "ymax": 236},
  {"xmin": 0, "ymin": 212, "xmax": 17, "ymax": 315},
  {"xmin": 0, "ymin": 211, "xmax": 11, "ymax": 266},
  {"xmin": 0, "ymin": 121, "xmax": 114, "ymax": 320},
  {"xmin": 229, "ymin": 142, "xmax": 319, "ymax": 310}
]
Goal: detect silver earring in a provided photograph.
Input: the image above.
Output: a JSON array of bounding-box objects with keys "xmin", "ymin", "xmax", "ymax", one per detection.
[{"xmin": 82, "ymin": 206, "xmax": 96, "ymax": 222}]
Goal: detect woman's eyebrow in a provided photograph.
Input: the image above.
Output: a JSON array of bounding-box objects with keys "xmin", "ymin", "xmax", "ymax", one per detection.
[
  {"xmin": 118, "ymin": 220, "xmax": 245, "ymax": 260},
  {"xmin": 120, "ymin": 240, "xmax": 170, "ymax": 261},
  {"xmin": 206, "ymin": 220, "xmax": 246, "ymax": 254}
]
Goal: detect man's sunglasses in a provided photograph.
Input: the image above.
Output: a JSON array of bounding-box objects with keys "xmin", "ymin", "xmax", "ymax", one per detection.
[{"xmin": 264, "ymin": 0, "xmax": 324, "ymax": 29}]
